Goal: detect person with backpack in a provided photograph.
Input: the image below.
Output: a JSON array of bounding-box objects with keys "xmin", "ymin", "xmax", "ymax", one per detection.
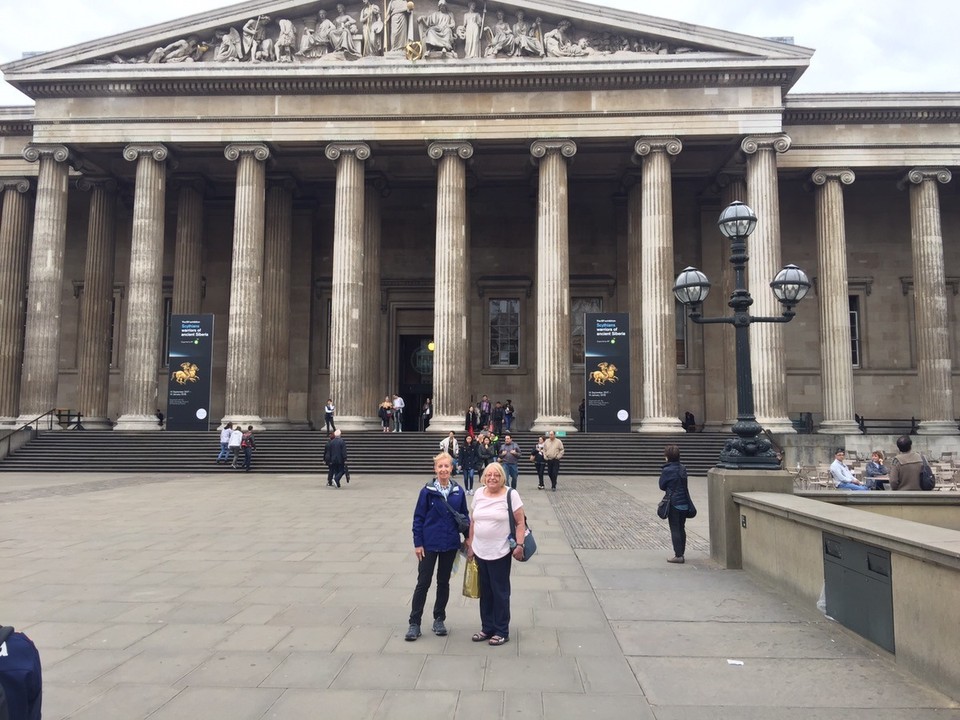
[
  {"xmin": 889, "ymin": 435, "xmax": 931, "ymax": 491},
  {"xmin": 240, "ymin": 425, "xmax": 256, "ymax": 472},
  {"xmin": 0, "ymin": 625, "xmax": 42, "ymax": 720}
]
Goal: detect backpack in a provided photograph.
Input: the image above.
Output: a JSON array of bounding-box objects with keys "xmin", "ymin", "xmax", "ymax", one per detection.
[
  {"xmin": 0, "ymin": 625, "xmax": 42, "ymax": 720},
  {"xmin": 919, "ymin": 455, "xmax": 936, "ymax": 491}
]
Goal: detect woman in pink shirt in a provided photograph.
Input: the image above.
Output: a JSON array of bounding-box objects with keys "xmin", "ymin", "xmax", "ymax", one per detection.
[{"xmin": 465, "ymin": 462, "xmax": 527, "ymax": 646}]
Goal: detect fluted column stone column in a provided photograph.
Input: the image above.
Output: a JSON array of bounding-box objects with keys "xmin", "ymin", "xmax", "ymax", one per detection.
[
  {"xmin": 742, "ymin": 134, "xmax": 795, "ymax": 433},
  {"xmin": 171, "ymin": 180, "xmax": 205, "ymax": 315},
  {"xmin": 17, "ymin": 145, "xmax": 71, "ymax": 426},
  {"xmin": 718, "ymin": 173, "xmax": 747, "ymax": 431},
  {"xmin": 0, "ymin": 178, "xmax": 33, "ymax": 426},
  {"xmin": 325, "ymin": 143, "xmax": 369, "ymax": 429},
  {"xmin": 260, "ymin": 177, "xmax": 294, "ymax": 429},
  {"xmin": 530, "ymin": 140, "xmax": 577, "ymax": 433},
  {"xmin": 812, "ymin": 168, "xmax": 860, "ymax": 434},
  {"xmin": 361, "ymin": 178, "xmax": 386, "ymax": 429},
  {"xmin": 636, "ymin": 138, "xmax": 683, "ymax": 433},
  {"xmin": 76, "ymin": 178, "xmax": 118, "ymax": 430},
  {"xmin": 903, "ymin": 168, "xmax": 957, "ymax": 435},
  {"xmin": 428, "ymin": 141, "xmax": 473, "ymax": 432},
  {"xmin": 221, "ymin": 143, "xmax": 269, "ymax": 429}
]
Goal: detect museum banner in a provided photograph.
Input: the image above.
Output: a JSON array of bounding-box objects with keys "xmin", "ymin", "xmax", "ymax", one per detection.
[
  {"xmin": 584, "ymin": 313, "xmax": 630, "ymax": 432},
  {"xmin": 166, "ymin": 314, "xmax": 214, "ymax": 431}
]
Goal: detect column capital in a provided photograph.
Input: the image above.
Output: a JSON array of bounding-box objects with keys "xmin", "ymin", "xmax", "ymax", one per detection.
[
  {"xmin": 123, "ymin": 143, "xmax": 171, "ymax": 163},
  {"xmin": 741, "ymin": 134, "xmax": 792, "ymax": 155},
  {"xmin": 811, "ymin": 168, "xmax": 856, "ymax": 186},
  {"xmin": 224, "ymin": 143, "xmax": 270, "ymax": 162},
  {"xmin": 901, "ymin": 167, "xmax": 952, "ymax": 188},
  {"xmin": 76, "ymin": 176, "xmax": 118, "ymax": 193},
  {"xmin": 530, "ymin": 139, "xmax": 577, "ymax": 162},
  {"xmin": 324, "ymin": 142, "xmax": 371, "ymax": 162},
  {"xmin": 0, "ymin": 177, "xmax": 31, "ymax": 194},
  {"xmin": 427, "ymin": 141, "xmax": 474, "ymax": 161},
  {"xmin": 634, "ymin": 137, "xmax": 682, "ymax": 158},
  {"xmin": 22, "ymin": 144, "xmax": 71, "ymax": 164}
]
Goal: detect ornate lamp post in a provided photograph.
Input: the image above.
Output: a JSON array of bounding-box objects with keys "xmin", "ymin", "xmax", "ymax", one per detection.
[{"xmin": 674, "ymin": 201, "xmax": 810, "ymax": 469}]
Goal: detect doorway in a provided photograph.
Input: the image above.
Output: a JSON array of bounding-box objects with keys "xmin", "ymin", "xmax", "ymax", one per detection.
[{"xmin": 398, "ymin": 334, "xmax": 433, "ymax": 431}]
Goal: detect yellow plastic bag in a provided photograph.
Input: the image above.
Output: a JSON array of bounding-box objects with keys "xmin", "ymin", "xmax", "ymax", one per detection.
[{"xmin": 462, "ymin": 556, "xmax": 480, "ymax": 599}]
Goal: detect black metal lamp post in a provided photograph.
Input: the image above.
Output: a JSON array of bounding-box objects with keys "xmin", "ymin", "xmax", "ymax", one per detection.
[{"xmin": 674, "ymin": 201, "xmax": 811, "ymax": 469}]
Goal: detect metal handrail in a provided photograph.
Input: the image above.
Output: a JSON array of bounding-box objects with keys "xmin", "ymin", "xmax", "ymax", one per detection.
[{"xmin": 0, "ymin": 409, "xmax": 60, "ymax": 460}]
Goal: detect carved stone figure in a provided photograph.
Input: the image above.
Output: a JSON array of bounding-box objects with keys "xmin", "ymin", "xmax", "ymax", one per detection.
[
  {"xmin": 484, "ymin": 10, "xmax": 516, "ymax": 58},
  {"xmin": 242, "ymin": 15, "xmax": 273, "ymax": 62},
  {"xmin": 330, "ymin": 4, "xmax": 362, "ymax": 57},
  {"xmin": 214, "ymin": 27, "xmax": 243, "ymax": 62},
  {"xmin": 461, "ymin": 2, "xmax": 482, "ymax": 59},
  {"xmin": 512, "ymin": 12, "xmax": 544, "ymax": 58},
  {"xmin": 360, "ymin": 0, "xmax": 384, "ymax": 56},
  {"xmin": 148, "ymin": 36, "xmax": 206, "ymax": 64},
  {"xmin": 299, "ymin": 10, "xmax": 337, "ymax": 58},
  {"xmin": 274, "ymin": 19, "xmax": 296, "ymax": 62},
  {"xmin": 418, "ymin": 0, "xmax": 456, "ymax": 57},
  {"xmin": 544, "ymin": 20, "xmax": 584, "ymax": 58},
  {"xmin": 385, "ymin": 0, "xmax": 412, "ymax": 53}
]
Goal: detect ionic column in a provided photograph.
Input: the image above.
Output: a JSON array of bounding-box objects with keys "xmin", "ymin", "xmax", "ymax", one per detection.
[
  {"xmin": 324, "ymin": 143, "xmax": 369, "ymax": 429},
  {"xmin": 114, "ymin": 144, "xmax": 169, "ymax": 431},
  {"xmin": 0, "ymin": 178, "xmax": 33, "ymax": 426},
  {"xmin": 221, "ymin": 143, "xmax": 269, "ymax": 430},
  {"xmin": 812, "ymin": 169, "xmax": 860, "ymax": 434},
  {"xmin": 635, "ymin": 138, "xmax": 683, "ymax": 433},
  {"xmin": 17, "ymin": 145, "xmax": 71, "ymax": 426},
  {"xmin": 530, "ymin": 140, "xmax": 577, "ymax": 433},
  {"xmin": 260, "ymin": 177, "xmax": 295, "ymax": 429},
  {"xmin": 76, "ymin": 178, "xmax": 118, "ymax": 430},
  {"xmin": 362, "ymin": 177, "xmax": 386, "ymax": 428},
  {"xmin": 171, "ymin": 179, "xmax": 206, "ymax": 315},
  {"xmin": 427, "ymin": 141, "xmax": 473, "ymax": 432},
  {"xmin": 718, "ymin": 173, "xmax": 747, "ymax": 431},
  {"xmin": 742, "ymin": 134, "xmax": 795, "ymax": 433},
  {"xmin": 903, "ymin": 168, "xmax": 957, "ymax": 435}
]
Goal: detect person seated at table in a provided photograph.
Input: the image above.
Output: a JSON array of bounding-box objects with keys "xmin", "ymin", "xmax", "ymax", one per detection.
[
  {"xmin": 829, "ymin": 448, "xmax": 869, "ymax": 491},
  {"xmin": 865, "ymin": 450, "xmax": 889, "ymax": 489}
]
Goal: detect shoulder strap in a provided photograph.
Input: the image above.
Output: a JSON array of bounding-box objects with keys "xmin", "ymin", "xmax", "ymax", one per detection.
[{"xmin": 506, "ymin": 488, "xmax": 517, "ymax": 537}]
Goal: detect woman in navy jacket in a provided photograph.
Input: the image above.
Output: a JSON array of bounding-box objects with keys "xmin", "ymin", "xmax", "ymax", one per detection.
[
  {"xmin": 405, "ymin": 453, "xmax": 469, "ymax": 641},
  {"xmin": 658, "ymin": 444, "xmax": 691, "ymax": 564}
]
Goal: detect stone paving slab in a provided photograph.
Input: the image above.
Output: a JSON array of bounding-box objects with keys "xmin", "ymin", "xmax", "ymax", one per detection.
[{"xmin": 0, "ymin": 471, "xmax": 956, "ymax": 719}]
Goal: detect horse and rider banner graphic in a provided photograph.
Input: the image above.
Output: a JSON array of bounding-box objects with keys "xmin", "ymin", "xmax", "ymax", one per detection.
[
  {"xmin": 166, "ymin": 314, "xmax": 214, "ymax": 431},
  {"xmin": 584, "ymin": 313, "xmax": 631, "ymax": 432}
]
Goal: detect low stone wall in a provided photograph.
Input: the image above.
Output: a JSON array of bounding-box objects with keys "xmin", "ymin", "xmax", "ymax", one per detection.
[
  {"xmin": 800, "ymin": 491, "xmax": 960, "ymax": 531},
  {"xmin": 733, "ymin": 491, "xmax": 960, "ymax": 701},
  {"xmin": 0, "ymin": 427, "xmax": 35, "ymax": 461}
]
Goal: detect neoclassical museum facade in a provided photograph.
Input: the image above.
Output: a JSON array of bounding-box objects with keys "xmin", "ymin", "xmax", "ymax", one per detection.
[{"xmin": 0, "ymin": 0, "xmax": 957, "ymax": 435}]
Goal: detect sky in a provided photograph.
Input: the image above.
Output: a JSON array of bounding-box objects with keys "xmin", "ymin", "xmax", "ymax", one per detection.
[{"xmin": 0, "ymin": 0, "xmax": 956, "ymax": 105}]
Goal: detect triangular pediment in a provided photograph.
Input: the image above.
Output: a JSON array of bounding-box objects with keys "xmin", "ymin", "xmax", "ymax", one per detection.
[{"xmin": 1, "ymin": 0, "xmax": 813, "ymax": 98}]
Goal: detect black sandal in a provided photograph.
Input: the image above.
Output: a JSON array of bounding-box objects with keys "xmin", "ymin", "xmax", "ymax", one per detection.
[
  {"xmin": 488, "ymin": 635, "xmax": 508, "ymax": 646},
  {"xmin": 471, "ymin": 632, "xmax": 490, "ymax": 642}
]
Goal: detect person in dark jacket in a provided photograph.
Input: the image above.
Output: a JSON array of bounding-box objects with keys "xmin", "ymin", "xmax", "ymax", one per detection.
[
  {"xmin": 240, "ymin": 425, "xmax": 256, "ymax": 472},
  {"xmin": 323, "ymin": 429, "xmax": 348, "ymax": 488},
  {"xmin": 465, "ymin": 405, "xmax": 479, "ymax": 436},
  {"xmin": 478, "ymin": 435, "xmax": 495, "ymax": 470},
  {"xmin": 658, "ymin": 444, "xmax": 691, "ymax": 564},
  {"xmin": 459, "ymin": 434, "xmax": 481, "ymax": 495},
  {"xmin": 406, "ymin": 452, "xmax": 469, "ymax": 641},
  {"xmin": 0, "ymin": 625, "xmax": 42, "ymax": 720}
]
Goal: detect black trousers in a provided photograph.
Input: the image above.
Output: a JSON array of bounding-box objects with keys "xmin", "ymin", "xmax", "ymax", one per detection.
[
  {"xmin": 409, "ymin": 548, "xmax": 458, "ymax": 625},
  {"xmin": 326, "ymin": 463, "xmax": 345, "ymax": 487},
  {"xmin": 667, "ymin": 505, "xmax": 687, "ymax": 558},
  {"xmin": 476, "ymin": 551, "xmax": 512, "ymax": 638},
  {"xmin": 546, "ymin": 459, "xmax": 560, "ymax": 488},
  {"xmin": 535, "ymin": 460, "xmax": 545, "ymax": 486}
]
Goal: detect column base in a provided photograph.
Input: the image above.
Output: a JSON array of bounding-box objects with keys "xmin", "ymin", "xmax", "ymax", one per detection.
[
  {"xmin": 219, "ymin": 415, "xmax": 264, "ymax": 432},
  {"xmin": 757, "ymin": 417, "xmax": 797, "ymax": 434},
  {"xmin": 530, "ymin": 415, "xmax": 577, "ymax": 434},
  {"xmin": 79, "ymin": 416, "xmax": 114, "ymax": 430},
  {"xmin": 113, "ymin": 414, "xmax": 165, "ymax": 431},
  {"xmin": 817, "ymin": 420, "xmax": 860, "ymax": 435},
  {"xmin": 637, "ymin": 417, "xmax": 683, "ymax": 433},
  {"xmin": 261, "ymin": 418, "xmax": 292, "ymax": 431},
  {"xmin": 918, "ymin": 421, "xmax": 960, "ymax": 435},
  {"xmin": 428, "ymin": 415, "xmax": 465, "ymax": 433},
  {"xmin": 332, "ymin": 416, "xmax": 380, "ymax": 432}
]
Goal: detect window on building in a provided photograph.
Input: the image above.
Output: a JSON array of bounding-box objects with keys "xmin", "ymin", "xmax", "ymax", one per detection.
[
  {"xmin": 489, "ymin": 298, "xmax": 520, "ymax": 368},
  {"xmin": 675, "ymin": 300, "xmax": 687, "ymax": 367},
  {"xmin": 571, "ymin": 297, "xmax": 602, "ymax": 365},
  {"xmin": 849, "ymin": 295, "xmax": 861, "ymax": 368}
]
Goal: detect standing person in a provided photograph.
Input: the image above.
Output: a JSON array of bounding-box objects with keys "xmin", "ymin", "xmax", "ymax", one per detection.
[
  {"xmin": 658, "ymin": 444, "xmax": 691, "ymax": 564},
  {"xmin": 532, "ymin": 435, "xmax": 546, "ymax": 489},
  {"xmin": 478, "ymin": 394, "xmax": 491, "ymax": 431},
  {"xmin": 324, "ymin": 429, "xmax": 348, "ymax": 488},
  {"xmin": 459, "ymin": 434, "xmax": 480, "ymax": 495},
  {"xmin": 465, "ymin": 405, "xmax": 479, "ymax": 436},
  {"xmin": 465, "ymin": 462, "xmax": 527, "ymax": 646},
  {"xmin": 542, "ymin": 430, "xmax": 564, "ymax": 491},
  {"xmin": 492, "ymin": 401, "xmax": 505, "ymax": 436},
  {"xmin": 889, "ymin": 436, "xmax": 924, "ymax": 491},
  {"xmin": 324, "ymin": 398, "xmax": 336, "ymax": 432},
  {"xmin": 240, "ymin": 425, "xmax": 256, "ymax": 472},
  {"xmin": 829, "ymin": 448, "xmax": 869, "ymax": 491},
  {"xmin": 478, "ymin": 435, "xmax": 495, "ymax": 470},
  {"xmin": 217, "ymin": 422, "xmax": 233, "ymax": 463},
  {"xmin": 228, "ymin": 424, "xmax": 243, "ymax": 468},
  {"xmin": 421, "ymin": 397, "xmax": 432, "ymax": 431},
  {"xmin": 439, "ymin": 431, "xmax": 460, "ymax": 475},
  {"xmin": 378, "ymin": 398, "xmax": 393, "ymax": 432},
  {"xmin": 498, "ymin": 433, "xmax": 521, "ymax": 489},
  {"xmin": 405, "ymin": 452, "xmax": 469, "ymax": 641},
  {"xmin": 503, "ymin": 399, "xmax": 514, "ymax": 431},
  {"xmin": 393, "ymin": 393, "xmax": 406, "ymax": 432},
  {"xmin": 578, "ymin": 398, "xmax": 585, "ymax": 432}
]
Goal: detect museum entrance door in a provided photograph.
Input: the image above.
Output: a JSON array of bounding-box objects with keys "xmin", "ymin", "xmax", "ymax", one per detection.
[{"xmin": 398, "ymin": 334, "xmax": 433, "ymax": 431}]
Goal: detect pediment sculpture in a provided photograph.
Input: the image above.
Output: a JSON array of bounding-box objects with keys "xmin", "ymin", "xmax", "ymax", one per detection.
[{"xmin": 105, "ymin": 1, "xmax": 697, "ymax": 66}]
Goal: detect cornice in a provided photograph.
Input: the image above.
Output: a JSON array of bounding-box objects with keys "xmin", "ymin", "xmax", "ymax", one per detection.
[{"xmin": 784, "ymin": 104, "xmax": 960, "ymax": 125}]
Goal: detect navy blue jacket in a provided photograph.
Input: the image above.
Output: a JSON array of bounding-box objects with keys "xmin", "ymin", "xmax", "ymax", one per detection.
[
  {"xmin": 0, "ymin": 628, "xmax": 42, "ymax": 720},
  {"xmin": 459, "ymin": 442, "xmax": 481, "ymax": 472},
  {"xmin": 323, "ymin": 437, "xmax": 347, "ymax": 465},
  {"xmin": 412, "ymin": 480, "xmax": 469, "ymax": 552},
  {"xmin": 658, "ymin": 461, "xmax": 691, "ymax": 508}
]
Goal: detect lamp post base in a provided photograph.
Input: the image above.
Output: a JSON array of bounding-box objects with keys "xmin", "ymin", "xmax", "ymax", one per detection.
[{"xmin": 717, "ymin": 433, "xmax": 782, "ymax": 471}]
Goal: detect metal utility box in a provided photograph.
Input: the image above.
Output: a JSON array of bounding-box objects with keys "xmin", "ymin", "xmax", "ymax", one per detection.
[{"xmin": 822, "ymin": 532, "xmax": 895, "ymax": 653}]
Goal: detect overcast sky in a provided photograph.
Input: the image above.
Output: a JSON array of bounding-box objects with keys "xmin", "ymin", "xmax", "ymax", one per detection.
[{"xmin": 0, "ymin": 0, "xmax": 956, "ymax": 105}]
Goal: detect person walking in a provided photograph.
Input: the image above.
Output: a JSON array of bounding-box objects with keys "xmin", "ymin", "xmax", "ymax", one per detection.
[
  {"xmin": 658, "ymin": 444, "xmax": 691, "ymax": 564},
  {"xmin": 542, "ymin": 430, "xmax": 564, "ymax": 491},
  {"xmin": 532, "ymin": 435, "xmax": 546, "ymax": 489},
  {"xmin": 421, "ymin": 397, "xmax": 432, "ymax": 431},
  {"xmin": 240, "ymin": 425, "xmax": 256, "ymax": 472},
  {"xmin": 498, "ymin": 433, "xmax": 521, "ymax": 489},
  {"xmin": 465, "ymin": 462, "xmax": 527, "ymax": 646},
  {"xmin": 478, "ymin": 435, "xmax": 495, "ymax": 470},
  {"xmin": 228, "ymin": 424, "xmax": 243, "ymax": 468},
  {"xmin": 405, "ymin": 452, "xmax": 469, "ymax": 641},
  {"xmin": 393, "ymin": 393, "xmax": 405, "ymax": 432},
  {"xmin": 324, "ymin": 398, "xmax": 336, "ymax": 432},
  {"xmin": 217, "ymin": 422, "xmax": 233, "ymax": 463},
  {"xmin": 324, "ymin": 429, "xmax": 348, "ymax": 487}
]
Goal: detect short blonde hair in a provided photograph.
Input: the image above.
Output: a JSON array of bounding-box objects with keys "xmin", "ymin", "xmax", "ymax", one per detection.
[
  {"xmin": 481, "ymin": 461, "xmax": 506, "ymax": 488},
  {"xmin": 433, "ymin": 452, "xmax": 454, "ymax": 467}
]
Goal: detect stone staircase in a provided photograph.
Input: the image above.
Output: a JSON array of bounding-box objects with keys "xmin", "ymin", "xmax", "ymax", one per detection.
[{"xmin": 0, "ymin": 430, "xmax": 731, "ymax": 477}]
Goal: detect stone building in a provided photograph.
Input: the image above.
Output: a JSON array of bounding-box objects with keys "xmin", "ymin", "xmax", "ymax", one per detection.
[{"xmin": 0, "ymin": 0, "xmax": 957, "ymax": 436}]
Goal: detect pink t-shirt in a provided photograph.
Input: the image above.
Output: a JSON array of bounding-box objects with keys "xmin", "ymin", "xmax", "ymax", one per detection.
[{"xmin": 471, "ymin": 486, "xmax": 523, "ymax": 560}]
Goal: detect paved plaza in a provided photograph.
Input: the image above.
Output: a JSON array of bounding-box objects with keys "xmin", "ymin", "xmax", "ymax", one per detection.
[{"xmin": 0, "ymin": 469, "xmax": 957, "ymax": 719}]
